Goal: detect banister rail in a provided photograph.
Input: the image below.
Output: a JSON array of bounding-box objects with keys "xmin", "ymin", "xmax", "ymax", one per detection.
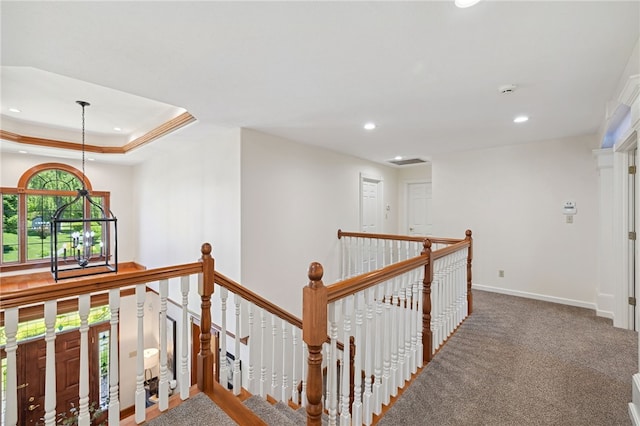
[
  {"xmin": 305, "ymin": 230, "xmax": 473, "ymax": 425},
  {"xmin": 215, "ymin": 272, "xmax": 302, "ymax": 329},
  {"xmin": 337, "ymin": 229, "xmax": 465, "ymax": 246},
  {"xmin": 0, "ymin": 262, "xmax": 203, "ymax": 310}
]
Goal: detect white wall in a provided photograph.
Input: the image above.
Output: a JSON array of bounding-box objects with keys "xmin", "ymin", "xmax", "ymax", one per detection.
[
  {"xmin": 0, "ymin": 151, "xmax": 135, "ymax": 264},
  {"xmin": 432, "ymin": 135, "xmax": 599, "ymax": 307},
  {"xmin": 132, "ymin": 125, "xmax": 242, "ymax": 281},
  {"xmin": 240, "ymin": 129, "xmax": 399, "ymax": 316}
]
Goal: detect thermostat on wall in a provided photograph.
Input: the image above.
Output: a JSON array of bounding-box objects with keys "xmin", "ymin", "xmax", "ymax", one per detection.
[{"xmin": 563, "ymin": 201, "xmax": 576, "ymax": 215}]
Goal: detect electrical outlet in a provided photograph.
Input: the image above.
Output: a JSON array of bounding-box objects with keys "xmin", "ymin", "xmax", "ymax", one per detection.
[{"xmin": 498, "ymin": 270, "xmax": 504, "ymax": 278}]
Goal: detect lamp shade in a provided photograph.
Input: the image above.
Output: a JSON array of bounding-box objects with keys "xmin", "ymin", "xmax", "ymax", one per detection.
[{"xmin": 143, "ymin": 347, "xmax": 159, "ymax": 370}]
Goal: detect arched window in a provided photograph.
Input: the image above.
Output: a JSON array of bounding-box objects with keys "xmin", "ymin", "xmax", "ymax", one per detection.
[{"xmin": 1, "ymin": 163, "xmax": 111, "ymax": 271}]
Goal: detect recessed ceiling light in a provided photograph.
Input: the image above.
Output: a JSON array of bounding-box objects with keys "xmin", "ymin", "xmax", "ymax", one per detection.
[
  {"xmin": 9, "ymin": 108, "xmax": 21, "ymax": 113},
  {"xmin": 113, "ymin": 127, "xmax": 122, "ymax": 132},
  {"xmin": 455, "ymin": 0, "xmax": 482, "ymax": 8},
  {"xmin": 364, "ymin": 122, "xmax": 376, "ymax": 130},
  {"xmin": 18, "ymin": 150, "xmax": 28, "ymax": 154},
  {"xmin": 513, "ymin": 116, "xmax": 529, "ymax": 123},
  {"xmin": 394, "ymin": 156, "xmax": 403, "ymax": 161}
]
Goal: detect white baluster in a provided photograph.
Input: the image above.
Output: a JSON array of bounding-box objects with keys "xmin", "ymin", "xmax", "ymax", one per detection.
[
  {"xmin": 271, "ymin": 314, "xmax": 278, "ymax": 398},
  {"xmin": 159, "ymin": 279, "xmax": 169, "ymax": 411},
  {"xmin": 382, "ymin": 281, "xmax": 392, "ymax": 405},
  {"xmin": 328, "ymin": 302, "xmax": 339, "ymax": 425},
  {"xmin": 4, "ymin": 307, "xmax": 18, "ymax": 426},
  {"xmin": 390, "ymin": 277, "xmax": 399, "ymax": 397},
  {"xmin": 363, "ymin": 288, "xmax": 374, "ymax": 425},
  {"xmin": 281, "ymin": 319, "xmax": 289, "ymax": 401},
  {"xmin": 77, "ymin": 294, "xmax": 90, "ymax": 426},
  {"xmin": 291, "ymin": 327, "xmax": 298, "ymax": 404},
  {"xmin": 180, "ymin": 276, "xmax": 190, "ymax": 399},
  {"xmin": 373, "ymin": 285, "xmax": 384, "ymax": 415},
  {"xmin": 410, "ymin": 271, "xmax": 419, "ymax": 374},
  {"xmin": 219, "ymin": 287, "xmax": 229, "ymax": 390},
  {"xmin": 352, "ymin": 293, "xmax": 364, "ymax": 425},
  {"xmin": 396, "ymin": 280, "xmax": 406, "ymax": 388},
  {"xmin": 418, "ymin": 264, "xmax": 425, "ymax": 365},
  {"xmin": 108, "ymin": 289, "xmax": 120, "ymax": 425},
  {"xmin": 260, "ymin": 308, "xmax": 267, "ymax": 397},
  {"xmin": 248, "ymin": 303, "xmax": 255, "ymax": 394},
  {"xmin": 234, "ymin": 294, "xmax": 242, "ymax": 395},
  {"xmin": 43, "ymin": 301, "xmax": 57, "ymax": 426},
  {"xmin": 134, "ymin": 285, "xmax": 146, "ymax": 423},
  {"xmin": 301, "ymin": 342, "xmax": 308, "ymax": 407},
  {"xmin": 340, "ymin": 296, "xmax": 353, "ymax": 426},
  {"xmin": 404, "ymin": 283, "xmax": 412, "ymax": 382}
]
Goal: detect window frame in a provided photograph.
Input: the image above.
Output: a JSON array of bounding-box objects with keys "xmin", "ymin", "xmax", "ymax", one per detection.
[{"xmin": 1, "ymin": 163, "xmax": 111, "ymax": 272}]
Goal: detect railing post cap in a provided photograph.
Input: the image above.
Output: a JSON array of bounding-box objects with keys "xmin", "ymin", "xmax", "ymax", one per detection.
[
  {"xmin": 465, "ymin": 229, "xmax": 472, "ymax": 237},
  {"xmin": 201, "ymin": 243, "xmax": 212, "ymax": 256},
  {"xmin": 308, "ymin": 262, "xmax": 324, "ymax": 282}
]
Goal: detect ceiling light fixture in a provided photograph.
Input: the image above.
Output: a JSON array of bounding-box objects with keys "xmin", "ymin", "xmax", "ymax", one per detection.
[
  {"xmin": 513, "ymin": 115, "xmax": 529, "ymax": 123},
  {"xmin": 113, "ymin": 127, "xmax": 122, "ymax": 132},
  {"xmin": 454, "ymin": 0, "xmax": 482, "ymax": 8},
  {"xmin": 364, "ymin": 122, "xmax": 376, "ymax": 130},
  {"xmin": 394, "ymin": 156, "xmax": 403, "ymax": 161},
  {"xmin": 9, "ymin": 107, "xmax": 21, "ymax": 113},
  {"xmin": 50, "ymin": 100, "xmax": 118, "ymax": 281}
]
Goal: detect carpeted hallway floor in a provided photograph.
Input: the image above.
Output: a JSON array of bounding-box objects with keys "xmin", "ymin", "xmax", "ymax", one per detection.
[{"xmin": 378, "ymin": 290, "xmax": 637, "ymax": 426}]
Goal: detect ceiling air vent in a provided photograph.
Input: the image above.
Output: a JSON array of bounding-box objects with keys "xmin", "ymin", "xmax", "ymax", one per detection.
[{"xmin": 388, "ymin": 158, "xmax": 426, "ymax": 166}]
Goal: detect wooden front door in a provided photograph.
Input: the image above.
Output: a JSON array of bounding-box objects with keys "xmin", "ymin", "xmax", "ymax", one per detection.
[{"xmin": 14, "ymin": 323, "xmax": 109, "ymax": 424}]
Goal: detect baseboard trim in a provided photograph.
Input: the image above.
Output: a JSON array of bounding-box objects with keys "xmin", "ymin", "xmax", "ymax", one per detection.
[
  {"xmin": 630, "ymin": 374, "xmax": 640, "ymax": 426},
  {"xmin": 596, "ymin": 309, "xmax": 614, "ymax": 320},
  {"xmin": 472, "ymin": 284, "xmax": 597, "ymax": 311}
]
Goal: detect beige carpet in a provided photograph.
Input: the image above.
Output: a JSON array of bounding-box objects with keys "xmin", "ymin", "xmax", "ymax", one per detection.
[{"xmin": 378, "ymin": 290, "xmax": 637, "ymax": 426}]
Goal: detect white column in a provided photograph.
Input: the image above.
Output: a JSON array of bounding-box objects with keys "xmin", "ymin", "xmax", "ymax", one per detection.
[
  {"xmin": 43, "ymin": 301, "xmax": 57, "ymax": 426},
  {"xmin": 180, "ymin": 276, "xmax": 190, "ymax": 400},
  {"xmin": 135, "ymin": 284, "xmax": 146, "ymax": 423},
  {"xmin": 158, "ymin": 279, "xmax": 169, "ymax": 411},
  {"xmin": 4, "ymin": 308, "xmax": 18, "ymax": 426},
  {"xmin": 77, "ymin": 294, "xmax": 90, "ymax": 426},
  {"xmin": 108, "ymin": 289, "xmax": 120, "ymax": 425}
]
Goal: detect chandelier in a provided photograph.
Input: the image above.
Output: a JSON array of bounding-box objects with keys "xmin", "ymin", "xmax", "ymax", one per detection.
[{"xmin": 50, "ymin": 101, "xmax": 118, "ymax": 281}]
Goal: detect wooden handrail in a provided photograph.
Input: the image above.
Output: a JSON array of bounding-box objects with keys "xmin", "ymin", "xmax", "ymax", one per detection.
[
  {"xmin": 326, "ymin": 254, "xmax": 428, "ymax": 303},
  {"xmin": 431, "ymin": 239, "xmax": 471, "ymax": 261},
  {"xmin": 337, "ymin": 229, "xmax": 464, "ymax": 245},
  {"xmin": 0, "ymin": 262, "xmax": 203, "ymax": 310},
  {"xmin": 215, "ymin": 272, "xmax": 303, "ymax": 329}
]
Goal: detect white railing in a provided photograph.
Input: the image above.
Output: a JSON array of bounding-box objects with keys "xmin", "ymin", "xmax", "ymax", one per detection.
[
  {"xmin": 304, "ymin": 230, "xmax": 473, "ymax": 425},
  {"xmin": 1, "ymin": 262, "xmax": 203, "ymax": 426}
]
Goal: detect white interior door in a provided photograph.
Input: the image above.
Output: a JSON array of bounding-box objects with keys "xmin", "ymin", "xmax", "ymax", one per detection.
[
  {"xmin": 360, "ymin": 176, "xmax": 382, "ymax": 234},
  {"xmin": 407, "ymin": 182, "xmax": 432, "ymax": 236}
]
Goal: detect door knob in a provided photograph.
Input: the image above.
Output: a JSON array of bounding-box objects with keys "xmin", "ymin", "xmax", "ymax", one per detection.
[{"xmin": 28, "ymin": 404, "xmax": 40, "ymax": 411}]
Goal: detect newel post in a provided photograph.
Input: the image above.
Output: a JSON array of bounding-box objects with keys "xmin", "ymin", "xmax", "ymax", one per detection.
[
  {"xmin": 465, "ymin": 230, "xmax": 473, "ymax": 315},
  {"xmin": 198, "ymin": 243, "xmax": 215, "ymax": 393},
  {"xmin": 421, "ymin": 239, "xmax": 433, "ymax": 363},
  {"xmin": 303, "ymin": 262, "xmax": 328, "ymax": 426}
]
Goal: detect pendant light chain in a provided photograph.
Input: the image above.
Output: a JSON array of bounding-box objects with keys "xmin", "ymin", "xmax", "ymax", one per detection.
[{"xmin": 77, "ymin": 100, "xmax": 90, "ymax": 190}]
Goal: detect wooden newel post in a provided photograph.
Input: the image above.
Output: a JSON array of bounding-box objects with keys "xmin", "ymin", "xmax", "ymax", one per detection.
[
  {"xmin": 303, "ymin": 262, "xmax": 328, "ymax": 426},
  {"xmin": 421, "ymin": 239, "xmax": 433, "ymax": 363},
  {"xmin": 465, "ymin": 230, "xmax": 473, "ymax": 315},
  {"xmin": 198, "ymin": 243, "xmax": 215, "ymax": 393}
]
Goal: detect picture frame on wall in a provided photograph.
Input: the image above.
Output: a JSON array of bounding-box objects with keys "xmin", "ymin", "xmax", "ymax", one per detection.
[
  {"xmin": 161, "ymin": 315, "xmax": 177, "ymax": 381},
  {"xmin": 220, "ymin": 350, "xmax": 240, "ymax": 390}
]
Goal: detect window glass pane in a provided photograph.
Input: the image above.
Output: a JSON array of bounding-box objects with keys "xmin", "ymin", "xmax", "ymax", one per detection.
[
  {"xmin": 27, "ymin": 169, "xmax": 82, "ymax": 191},
  {"xmin": 2, "ymin": 194, "xmax": 19, "ymax": 263},
  {"xmin": 26, "ymin": 194, "xmax": 82, "ymax": 261}
]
